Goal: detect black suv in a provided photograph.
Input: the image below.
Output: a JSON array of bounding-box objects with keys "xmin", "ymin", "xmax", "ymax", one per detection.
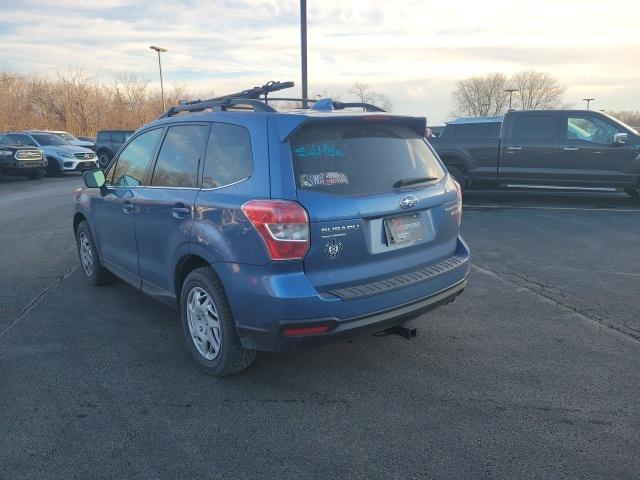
[
  {"xmin": 0, "ymin": 134, "xmax": 47, "ymax": 180},
  {"xmin": 95, "ymin": 130, "xmax": 134, "ymax": 168}
]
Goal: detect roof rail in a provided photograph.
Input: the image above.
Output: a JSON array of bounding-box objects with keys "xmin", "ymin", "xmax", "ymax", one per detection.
[
  {"xmin": 158, "ymin": 80, "xmax": 294, "ymax": 118},
  {"xmin": 157, "ymin": 80, "xmax": 386, "ymax": 118},
  {"xmin": 266, "ymin": 97, "xmax": 385, "ymax": 112}
]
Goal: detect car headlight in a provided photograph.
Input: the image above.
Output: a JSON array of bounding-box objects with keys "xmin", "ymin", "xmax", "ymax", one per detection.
[
  {"xmin": 0, "ymin": 150, "xmax": 12, "ymax": 156},
  {"xmin": 56, "ymin": 151, "xmax": 75, "ymax": 159}
]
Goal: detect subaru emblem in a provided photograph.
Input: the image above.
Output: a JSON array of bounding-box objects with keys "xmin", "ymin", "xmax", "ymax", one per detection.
[{"xmin": 400, "ymin": 195, "xmax": 418, "ymax": 209}]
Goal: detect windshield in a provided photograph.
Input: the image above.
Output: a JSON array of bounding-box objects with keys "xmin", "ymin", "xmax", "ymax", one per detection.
[
  {"xmin": 56, "ymin": 132, "xmax": 78, "ymax": 141},
  {"xmin": 291, "ymin": 122, "xmax": 444, "ymax": 196},
  {"xmin": 32, "ymin": 133, "xmax": 69, "ymax": 146},
  {"xmin": 604, "ymin": 114, "xmax": 639, "ymax": 135},
  {"xmin": 0, "ymin": 133, "xmax": 37, "ymax": 146}
]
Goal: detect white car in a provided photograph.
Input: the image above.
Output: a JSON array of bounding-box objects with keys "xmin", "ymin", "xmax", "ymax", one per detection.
[{"xmin": 30, "ymin": 130, "xmax": 95, "ymax": 150}]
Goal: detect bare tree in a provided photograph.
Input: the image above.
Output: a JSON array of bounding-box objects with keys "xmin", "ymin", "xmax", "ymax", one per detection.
[
  {"xmin": 511, "ymin": 70, "xmax": 566, "ymax": 110},
  {"xmin": 607, "ymin": 110, "xmax": 640, "ymax": 129},
  {"xmin": 349, "ymin": 82, "xmax": 393, "ymax": 111},
  {"xmin": 452, "ymin": 70, "xmax": 568, "ymax": 117},
  {"xmin": 451, "ymin": 73, "xmax": 508, "ymax": 117}
]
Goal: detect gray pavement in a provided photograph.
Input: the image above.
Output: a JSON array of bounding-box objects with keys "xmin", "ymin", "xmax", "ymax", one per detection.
[{"xmin": 1, "ymin": 176, "xmax": 639, "ymax": 479}]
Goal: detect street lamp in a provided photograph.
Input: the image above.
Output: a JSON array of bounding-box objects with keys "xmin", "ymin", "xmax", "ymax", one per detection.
[
  {"xmin": 504, "ymin": 88, "xmax": 518, "ymax": 110},
  {"xmin": 583, "ymin": 98, "xmax": 595, "ymax": 110},
  {"xmin": 150, "ymin": 45, "xmax": 167, "ymax": 111},
  {"xmin": 300, "ymin": 0, "xmax": 308, "ymax": 108}
]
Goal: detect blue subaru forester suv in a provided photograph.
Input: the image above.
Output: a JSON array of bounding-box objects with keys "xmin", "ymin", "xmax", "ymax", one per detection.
[{"xmin": 74, "ymin": 82, "xmax": 470, "ymax": 376}]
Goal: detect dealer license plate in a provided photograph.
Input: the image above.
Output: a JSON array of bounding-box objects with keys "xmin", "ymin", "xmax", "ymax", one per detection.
[{"xmin": 384, "ymin": 213, "xmax": 423, "ymax": 245}]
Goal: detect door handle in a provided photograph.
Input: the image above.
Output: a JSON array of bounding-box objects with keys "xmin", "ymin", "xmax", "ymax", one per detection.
[
  {"xmin": 563, "ymin": 147, "xmax": 579, "ymax": 151},
  {"xmin": 122, "ymin": 202, "xmax": 134, "ymax": 214},
  {"xmin": 507, "ymin": 146, "xmax": 523, "ymax": 151},
  {"xmin": 171, "ymin": 204, "xmax": 191, "ymax": 218}
]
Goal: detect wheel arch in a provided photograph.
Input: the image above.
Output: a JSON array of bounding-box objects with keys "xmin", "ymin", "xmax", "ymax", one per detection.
[
  {"xmin": 73, "ymin": 212, "xmax": 87, "ymax": 235},
  {"xmin": 174, "ymin": 253, "xmax": 215, "ymax": 300},
  {"xmin": 438, "ymin": 150, "xmax": 470, "ymax": 172}
]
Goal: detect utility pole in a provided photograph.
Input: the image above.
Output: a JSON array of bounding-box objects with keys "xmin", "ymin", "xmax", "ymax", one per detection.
[
  {"xmin": 300, "ymin": 0, "xmax": 308, "ymax": 108},
  {"xmin": 504, "ymin": 88, "xmax": 518, "ymax": 110},
  {"xmin": 583, "ymin": 98, "xmax": 595, "ymax": 110},
  {"xmin": 150, "ymin": 46, "xmax": 167, "ymax": 111}
]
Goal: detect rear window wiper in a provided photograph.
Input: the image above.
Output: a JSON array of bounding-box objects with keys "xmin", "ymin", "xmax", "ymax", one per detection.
[{"xmin": 393, "ymin": 176, "xmax": 439, "ymax": 188}]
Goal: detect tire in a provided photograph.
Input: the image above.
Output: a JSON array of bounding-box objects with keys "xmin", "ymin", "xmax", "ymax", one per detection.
[
  {"xmin": 46, "ymin": 158, "xmax": 62, "ymax": 177},
  {"xmin": 25, "ymin": 170, "xmax": 43, "ymax": 180},
  {"xmin": 447, "ymin": 165, "xmax": 465, "ymax": 192},
  {"xmin": 97, "ymin": 150, "xmax": 111, "ymax": 169},
  {"xmin": 75, "ymin": 221, "xmax": 115, "ymax": 286},
  {"xmin": 624, "ymin": 188, "xmax": 639, "ymax": 199},
  {"xmin": 180, "ymin": 266, "xmax": 255, "ymax": 376}
]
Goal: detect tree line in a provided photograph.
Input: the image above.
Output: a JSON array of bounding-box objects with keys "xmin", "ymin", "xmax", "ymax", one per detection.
[
  {"xmin": 1, "ymin": 67, "xmax": 636, "ymax": 135},
  {"xmin": 0, "ymin": 69, "xmax": 394, "ymax": 136},
  {"xmin": 0, "ymin": 68, "xmax": 189, "ymax": 136}
]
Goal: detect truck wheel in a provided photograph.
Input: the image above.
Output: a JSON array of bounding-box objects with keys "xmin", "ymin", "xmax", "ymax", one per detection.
[
  {"xmin": 46, "ymin": 159, "xmax": 62, "ymax": 177},
  {"xmin": 25, "ymin": 170, "xmax": 44, "ymax": 180},
  {"xmin": 624, "ymin": 188, "xmax": 639, "ymax": 199},
  {"xmin": 97, "ymin": 151, "xmax": 111, "ymax": 169},
  {"xmin": 447, "ymin": 166, "xmax": 465, "ymax": 192},
  {"xmin": 75, "ymin": 221, "xmax": 115, "ymax": 286},
  {"xmin": 180, "ymin": 266, "xmax": 255, "ymax": 376}
]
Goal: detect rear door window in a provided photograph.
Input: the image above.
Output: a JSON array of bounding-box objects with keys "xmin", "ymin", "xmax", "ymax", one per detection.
[
  {"xmin": 511, "ymin": 115, "xmax": 559, "ymax": 140},
  {"xmin": 201, "ymin": 123, "xmax": 253, "ymax": 189},
  {"xmin": 452, "ymin": 123, "xmax": 501, "ymax": 138},
  {"xmin": 291, "ymin": 122, "xmax": 444, "ymax": 196},
  {"xmin": 150, "ymin": 124, "xmax": 208, "ymax": 188}
]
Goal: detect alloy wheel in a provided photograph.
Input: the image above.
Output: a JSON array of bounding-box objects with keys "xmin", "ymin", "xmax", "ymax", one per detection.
[
  {"xmin": 186, "ymin": 287, "xmax": 222, "ymax": 360},
  {"xmin": 79, "ymin": 232, "xmax": 93, "ymax": 276}
]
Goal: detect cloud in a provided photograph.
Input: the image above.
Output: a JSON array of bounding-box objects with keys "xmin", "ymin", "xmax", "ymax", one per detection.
[{"xmin": 0, "ymin": 0, "xmax": 638, "ymax": 123}]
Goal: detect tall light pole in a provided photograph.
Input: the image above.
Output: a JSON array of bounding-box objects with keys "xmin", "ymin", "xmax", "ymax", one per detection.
[
  {"xmin": 300, "ymin": 0, "xmax": 308, "ymax": 108},
  {"xmin": 504, "ymin": 88, "xmax": 518, "ymax": 110},
  {"xmin": 150, "ymin": 45, "xmax": 167, "ymax": 111},
  {"xmin": 583, "ymin": 98, "xmax": 595, "ymax": 110}
]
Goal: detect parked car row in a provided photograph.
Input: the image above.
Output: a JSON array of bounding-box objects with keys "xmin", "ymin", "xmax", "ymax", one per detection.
[
  {"xmin": 429, "ymin": 110, "xmax": 640, "ymax": 198},
  {"xmin": 0, "ymin": 129, "xmax": 134, "ymax": 180}
]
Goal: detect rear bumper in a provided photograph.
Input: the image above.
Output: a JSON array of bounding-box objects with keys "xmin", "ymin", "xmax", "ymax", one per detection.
[
  {"xmin": 236, "ymin": 278, "xmax": 466, "ymax": 351},
  {"xmin": 225, "ymin": 237, "xmax": 470, "ymax": 351}
]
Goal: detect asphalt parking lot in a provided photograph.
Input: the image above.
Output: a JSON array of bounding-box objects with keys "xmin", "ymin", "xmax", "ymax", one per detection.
[{"xmin": 1, "ymin": 175, "xmax": 639, "ymax": 479}]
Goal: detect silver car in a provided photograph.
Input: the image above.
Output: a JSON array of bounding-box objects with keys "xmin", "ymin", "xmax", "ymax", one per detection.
[{"xmin": 4, "ymin": 132, "xmax": 98, "ymax": 176}]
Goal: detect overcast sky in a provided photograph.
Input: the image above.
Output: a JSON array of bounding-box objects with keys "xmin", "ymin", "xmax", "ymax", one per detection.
[{"xmin": 0, "ymin": 0, "xmax": 638, "ymax": 123}]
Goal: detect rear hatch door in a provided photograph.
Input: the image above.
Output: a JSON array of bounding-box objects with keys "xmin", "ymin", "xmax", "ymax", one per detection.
[{"xmin": 288, "ymin": 116, "xmax": 461, "ymax": 293}]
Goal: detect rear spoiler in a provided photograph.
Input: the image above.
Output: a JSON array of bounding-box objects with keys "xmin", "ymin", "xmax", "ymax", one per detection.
[{"xmin": 275, "ymin": 114, "xmax": 427, "ymax": 142}]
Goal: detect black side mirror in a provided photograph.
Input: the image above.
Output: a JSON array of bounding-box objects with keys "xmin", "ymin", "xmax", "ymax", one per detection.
[{"xmin": 83, "ymin": 169, "xmax": 106, "ymax": 189}]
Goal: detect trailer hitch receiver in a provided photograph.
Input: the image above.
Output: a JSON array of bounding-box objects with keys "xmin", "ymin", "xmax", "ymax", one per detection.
[{"xmin": 373, "ymin": 325, "xmax": 417, "ymax": 340}]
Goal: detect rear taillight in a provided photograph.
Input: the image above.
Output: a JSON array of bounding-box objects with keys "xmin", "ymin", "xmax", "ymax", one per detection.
[
  {"xmin": 452, "ymin": 178, "xmax": 462, "ymax": 225},
  {"xmin": 241, "ymin": 200, "xmax": 310, "ymax": 261}
]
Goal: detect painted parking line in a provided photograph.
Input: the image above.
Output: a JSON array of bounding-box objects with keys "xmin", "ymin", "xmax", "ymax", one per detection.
[{"xmin": 463, "ymin": 204, "xmax": 640, "ymax": 212}]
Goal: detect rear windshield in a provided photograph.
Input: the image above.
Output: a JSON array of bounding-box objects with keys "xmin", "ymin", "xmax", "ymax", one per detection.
[{"xmin": 290, "ymin": 122, "xmax": 444, "ymax": 196}]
